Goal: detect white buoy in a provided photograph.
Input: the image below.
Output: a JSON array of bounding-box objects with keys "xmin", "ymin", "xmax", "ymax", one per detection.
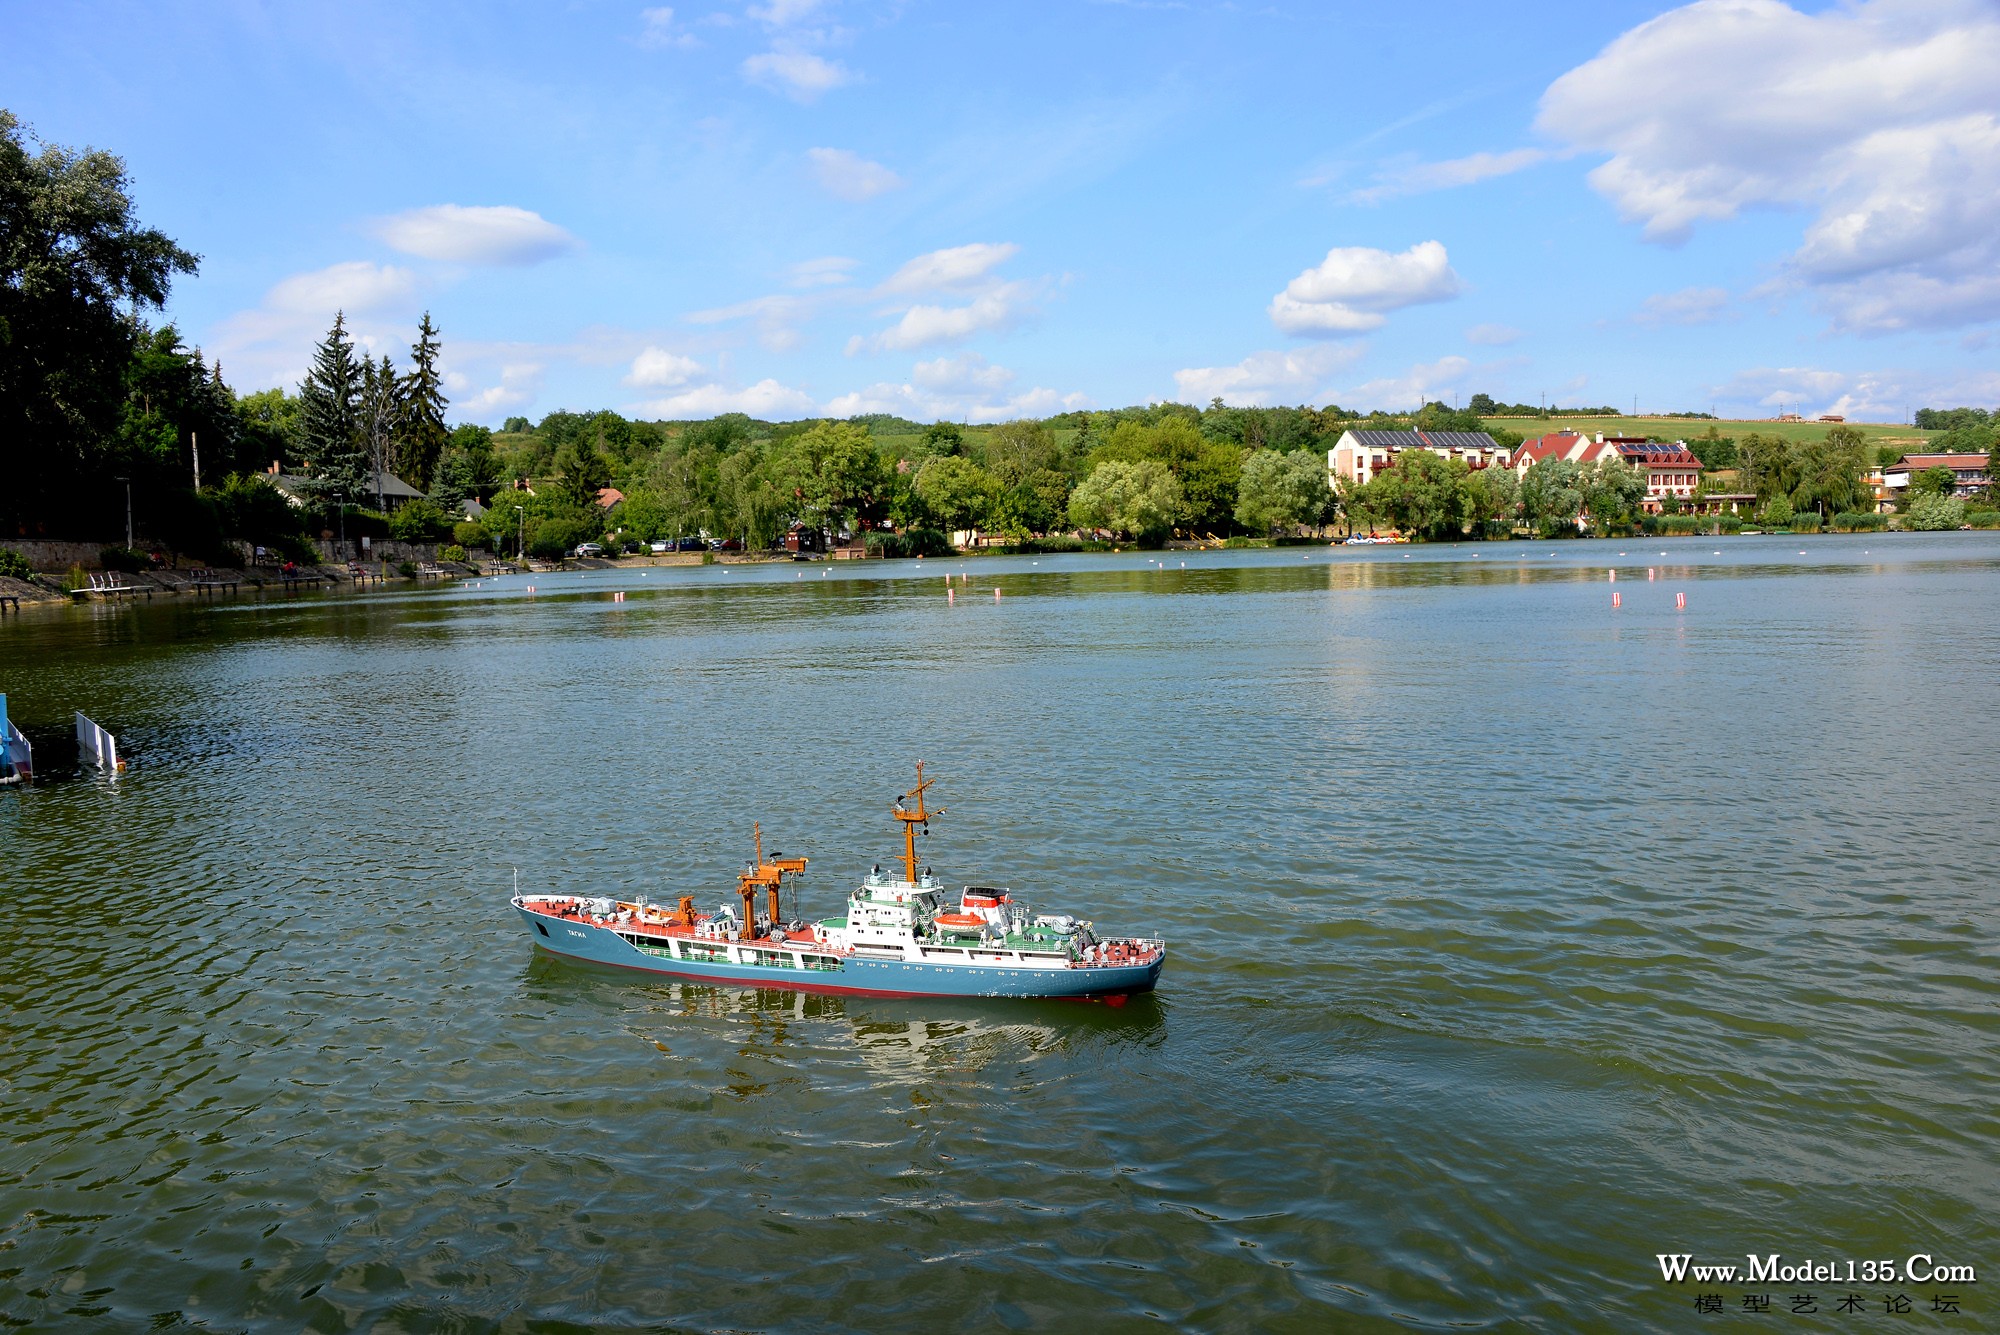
[
  {"xmin": 1612, "ymin": 591, "xmax": 1621, "ymax": 608},
  {"xmin": 1676, "ymin": 591, "xmax": 1686, "ymax": 609},
  {"xmin": 947, "ymin": 588, "xmax": 954, "ymax": 603},
  {"xmin": 994, "ymin": 588, "xmax": 1001, "ymax": 600}
]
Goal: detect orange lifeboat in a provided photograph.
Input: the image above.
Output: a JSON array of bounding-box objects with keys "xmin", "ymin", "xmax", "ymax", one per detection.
[
  {"xmin": 963, "ymin": 893, "xmax": 1003, "ymax": 910},
  {"xmin": 935, "ymin": 912, "xmax": 984, "ymax": 928}
]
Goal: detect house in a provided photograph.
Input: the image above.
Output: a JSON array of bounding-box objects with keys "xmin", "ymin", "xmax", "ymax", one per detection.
[
  {"xmin": 1326, "ymin": 430, "xmax": 1510, "ymax": 488},
  {"xmin": 266, "ymin": 464, "xmax": 425, "ymax": 512},
  {"xmin": 596, "ymin": 487, "xmax": 625, "ymax": 511},
  {"xmin": 1879, "ymin": 453, "xmax": 1990, "ymax": 503},
  {"xmin": 1608, "ymin": 439, "xmax": 1704, "ymax": 513},
  {"xmin": 1507, "ymin": 432, "xmax": 1703, "ymax": 513}
]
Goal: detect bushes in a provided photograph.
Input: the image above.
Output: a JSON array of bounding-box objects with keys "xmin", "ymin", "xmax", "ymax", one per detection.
[
  {"xmin": 863, "ymin": 528, "xmax": 952, "ymax": 558},
  {"xmin": 0, "ymin": 548, "xmax": 33, "ymax": 580},
  {"xmin": 99, "ymin": 546, "xmax": 148, "ymax": 572},
  {"xmin": 1906, "ymin": 493, "xmax": 1967, "ymax": 531},
  {"xmin": 1790, "ymin": 512, "xmax": 1823, "ymax": 533},
  {"xmin": 439, "ymin": 544, "xmax": 466, "ymax": 563},
  {"xmin": 1831, "ymin": 512, "xmax": 1886, "ymax": 532},
  {"xmin": 1963, "ymin": 509, "xmax": 2000, "ymax": 529},
  {"xmin": 388, "ymin": 498, "xmax": 451, "ymax": 543},
  {"xmin": 452, "ymin": 520, "xmax": 486, "ymax": 549}
]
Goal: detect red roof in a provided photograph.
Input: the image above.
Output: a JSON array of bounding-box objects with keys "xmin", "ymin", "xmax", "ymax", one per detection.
[
  {"xmin": 1893, "ymin": 453, "xmax": 1988, "ymax": 471},
  {"xmin": 596, "ymin": 487, "xmax": 625, "ymax": 509}
]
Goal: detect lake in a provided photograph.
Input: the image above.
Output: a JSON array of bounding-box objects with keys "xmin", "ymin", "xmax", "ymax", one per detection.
[{"xmin": 2, "ymin": 534, "xmax": 1995, "ymax": 1332}]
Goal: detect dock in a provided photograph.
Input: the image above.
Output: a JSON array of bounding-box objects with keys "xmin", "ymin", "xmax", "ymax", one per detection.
[{"xmin": 187, "ymin": 569, "xmax": 240, "ymax": 594}]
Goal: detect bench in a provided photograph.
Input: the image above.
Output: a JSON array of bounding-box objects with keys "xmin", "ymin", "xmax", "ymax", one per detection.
[
  {"xmin": 280, "ymin": 569, "xmax": 332, "ymax": 589},
  {"xmin": 187, "ymin": 568, "xmax": 240, "ymax": 594},
  {"xmin": 81, "ymin": 572, "xmax": 151, "ymax": 599},
  {"xmin": 347, "ymin": 563, "xmax": 385, "ymax": 585},
  {"xmin": 0, "ymin": 595, "xmax": 18, "ymax": 613},
  {"xmin": 414, "ymin": 563, "xmax": 447, "ymax": 580}
]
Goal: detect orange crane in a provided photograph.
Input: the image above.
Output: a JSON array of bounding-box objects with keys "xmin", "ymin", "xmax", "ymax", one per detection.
[{"xmin": 735, "ymin": 822, "xmax": 807, "ymax": 941}]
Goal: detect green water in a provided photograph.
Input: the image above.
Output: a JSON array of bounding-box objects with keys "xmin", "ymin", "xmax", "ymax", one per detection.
[{"xmin": 2, "ymin": 536, "xmax": 1995, "ymax": 1332}]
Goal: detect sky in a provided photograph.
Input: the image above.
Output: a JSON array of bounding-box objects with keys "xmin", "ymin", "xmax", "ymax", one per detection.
[{"xmin": 8, "ymin": 0, "xmax": 2000, "ymax": 426}]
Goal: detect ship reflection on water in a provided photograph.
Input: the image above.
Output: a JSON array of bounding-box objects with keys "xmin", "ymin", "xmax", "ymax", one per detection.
[{"xmin": 520, "ymin": 951, "xmax": 1166, "ymax": 1083}]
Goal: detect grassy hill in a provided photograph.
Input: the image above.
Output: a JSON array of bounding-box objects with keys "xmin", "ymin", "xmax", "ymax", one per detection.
[{"xmin": 1485, "ymin": 415, "xmax": 1935, "ymax": 448}]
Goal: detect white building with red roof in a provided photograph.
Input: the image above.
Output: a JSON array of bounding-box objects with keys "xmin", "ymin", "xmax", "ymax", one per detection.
[
  {"xmin": 1507, "ymin": 431, "xmax": 1703, "ymax": 513},
  {"xmin": 1327, "ymin": 429, "xmax": 1510, "ymax": 488}
]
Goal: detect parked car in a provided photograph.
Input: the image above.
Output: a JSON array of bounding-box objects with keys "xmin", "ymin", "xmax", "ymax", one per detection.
[
  {"xmin": 717, "ymin": 538, "xmax": 741, "ymax": 551},
  {"xmin": 675, "ymin": 536, "xmax": 706, "ymax": 551},
  {"xmin": 573, "ymin": 542, "xmax": 603, "ymax": 558},
  {"xmin": 649, "ymin": 541, "xmax": 670, "ymax": 554}
]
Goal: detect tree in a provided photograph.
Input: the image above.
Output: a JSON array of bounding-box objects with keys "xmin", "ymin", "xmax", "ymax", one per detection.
[
  {"xmin": 397, "ymin": 312, "xmax": 449, "ymax": 490},
  {"xmin": 1233, "ymin": 448, "xmax": 1329, "ymax": 534},
  {"xmin": 912, "ymin": 454, "xmax": 998, "ymax": 534},
  {"xmin": 553, "ymin": 437, "xmax": 611, "ymax": 510},
  {"xmin": 786, "ymin": 420, "xmax": 881, "ymax": 533},
  {"xmin": 295, "ymin": 313, "xmax": 366, "ymax": 498},
  {"xmin": 358, "ymin": 353, "xmax": 401, "ymax": 507},
  {"xmin": 1907, "ymin": 466, "xmax": 1957, "ymax": 502},
  {"xmin": 1581, "ymin": 457, "xmax": 1647, "ymax": 530},
  {"xmin": 1461, "ymin": 463, "xmax": 1519, "ymax": 535},
  {"xmin": 501, "ymin": 415, "xmax": 531, "ymax": 434},
  {"xmin": 1364, "ymin": 449, "xmax": 1468, "ymax": 540},
  {"xmin": 1520, "ymin": 458, "xmax": 1586, "ymax": 533},
  {"xmin": 1788, "ymin": 426, "xmax": 1870, "ymax": 517},
  {"xmin": 1467, "ymin": 392, "xmax": 1498, "ymax": 416},
  {"xmin": 1906, "ymin": 491, "xmax": 1966, "ymax": 530},
  {"xmin": 236, "ymin": 388, "xmax": 299, "ymax": 471},
  {"xmin": 1067, "ymin": 460, "xmax": 1181, "ymax": 539},
  {"xmin": 1, "ymin": 110, "xmax": 200, "ymax": 531}
]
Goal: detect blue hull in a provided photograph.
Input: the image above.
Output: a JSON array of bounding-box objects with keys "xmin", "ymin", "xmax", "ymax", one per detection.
[{"xmin": 518, "ymin": 905, "xmax": 1162, "ymax": 1000}]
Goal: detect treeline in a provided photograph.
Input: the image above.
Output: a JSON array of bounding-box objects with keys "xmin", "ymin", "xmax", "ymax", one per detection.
[{"xmin": 436, "ymin": 399, "xmax": 1523, "ymax": 557}]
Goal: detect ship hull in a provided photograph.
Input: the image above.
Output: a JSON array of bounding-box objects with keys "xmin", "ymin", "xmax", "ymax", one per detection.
[{"xmin": 518, "ymin": 904, "xmax": 1162, "ymax": 1000}]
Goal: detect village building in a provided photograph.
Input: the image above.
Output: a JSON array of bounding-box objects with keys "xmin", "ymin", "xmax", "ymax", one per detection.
[
  {"xmin": 265, "ymin": 463, "xmax": 425, "ymax": 512},
  {"xmin": 1878, "ymin": 453, "xmax": 1991, "ymax": 504},
  {"xmin": 1507, "ymin": 431, "xmax": 1703, "ymax": 513},
  {"xmin": 1326, "ymin": 430, "xmax": 1509, "ymax": 488}
]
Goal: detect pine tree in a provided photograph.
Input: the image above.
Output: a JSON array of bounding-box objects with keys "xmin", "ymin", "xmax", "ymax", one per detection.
[
  {"xmin": 359, "ymin": 352, "xmax": 402, "ymax": 508},
  {"xmin": 296, "ymin": 313, "xmax": 364, "ymax": 497},
  {"xmin": 398, "ymin": 311, "xmax": 450, "ymax": 491}
]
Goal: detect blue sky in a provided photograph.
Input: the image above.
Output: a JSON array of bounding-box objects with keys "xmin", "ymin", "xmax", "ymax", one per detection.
[{"xmin": 10, "ymin": 0, "xmax": 1999, "ymax": 424}]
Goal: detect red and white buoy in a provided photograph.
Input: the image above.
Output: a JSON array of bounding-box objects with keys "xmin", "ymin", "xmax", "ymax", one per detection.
[
  {"xmin": 1676, "ymin": 591, "xmax": 1686, "ymax": 610},
  {"xmin": 1612, "ymin": 591, "xmax": 1622, "ymax": 608}
]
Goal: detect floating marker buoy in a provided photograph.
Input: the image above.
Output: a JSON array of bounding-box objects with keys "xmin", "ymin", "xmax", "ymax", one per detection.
[
  {"xmin": 1612, "ymin": 591, "xmax": 1621, "ymax": 608},
  {"xmin": 527, "ymin": 585, "xmax": 535, "ymax": 593},
  {"xmin": 947, "ymin": 588, "xmax": 954, "ymax": 603},
  {"xmin": 1609, "ymin": 569, "xmax": 1616, "ymax": 582},
  {"xmin": 994, "ymin": 588, "xmax": 1001, "ymax": 600},
  {"xmin": 613, "ymin": 590, "xmax": 625, "ymax": 602},
  {"xmin": 1676, "ymin": 591, "xmax": 1686, "ymax": 609},
  {"xmin": 1648, "ymin": 568, "xmax": 1655, "ymax": 580}
]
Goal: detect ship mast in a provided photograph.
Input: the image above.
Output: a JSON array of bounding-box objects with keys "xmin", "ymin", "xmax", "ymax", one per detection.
[{"xmin": 893, "ymin": 760, "xmax": 943, "ymax": 885}]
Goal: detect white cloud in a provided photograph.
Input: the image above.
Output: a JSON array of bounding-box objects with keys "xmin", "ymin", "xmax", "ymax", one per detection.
[
  {"xmin": 1350, "ymin": 148, "xmax": 1549, "ymax": 203},
  {"xmin": 743, "ymin": 51, "xmax": 851, "ymax": 101},
  {"xmin": 880, "ymin": 242, "xmax": 1020, "ymax": 295},
  {"xmin": 855, "ymin": 282, "xmax": 1033, "ymax": 353},
  {"xmin": 823, "ymin": 369, "xmax": 1087, "ymax": 425},
  {"xmin": 1268, "ymin": 240, "xmax": 1462, "ymax": 336},
  {"xmin": 789, "ymin": 256, "xmax": 856, "ymax": 288},
  {"xmin": 1173, "ymin": 345, "xmax": 1364, "ymax": 407},
  {"xmin": 638, "ymin": 7, "xmax": 697, "ymax": 49},
  {"xmin": 806, "ymin": 147, "xmax": 903, "ymax": 201},
  {"xmin": 625, "ymin": 347, "xmax": 706, "ymax": 387},
  {"xmin": 1344, "ymin": 356, "xmax": 1474, "ymax": 412},
  {"xmin": 459, "ymin": 363, "xmax": 545, "ymax": 416},
  {"xmin": 210, "ymin": 261, "xmax": 422, "ymax": 389},
  {"xmin": 749, "ymin": 0, "xmax": 825, "ymax": 25},
  {"xmin": 686, "ymin": 292, "xmax": 820, "ymax": 351},
  {"xmin": 1465, "ymin": 323, "xmax": 1522, "ymax": 345},
  {"xmin": 1634, "ymin": 286, "xmax": 1732, "ymax": 327},
  {"xmin": 637, "ymin": 378, "xmax": 818, "ymax": 419},
  {"xmin": 911, "ymin": 352, "xmax": 1015, "ymax": 394},
  {"xmin": 1538, "ymin": 0, "xmax": 2000, "ymax": 330},
  {"xmin": 1709, "ymin": 364, "xmax": 2000, "ymax": 420},
  {"xmin": 374, "ymin": 204, "xmax": 578, "ymax": 266},
  {"xmin": 263, "ymin": 260, "xmax": 417, "ymax": 315}
]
